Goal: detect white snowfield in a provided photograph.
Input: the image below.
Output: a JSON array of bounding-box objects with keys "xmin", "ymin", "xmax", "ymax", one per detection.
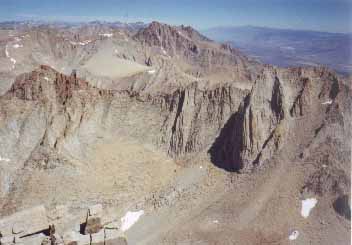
[
  {"xmin": 120, "ymin": 210, "xmax": 144, "ymax": 232},
  {"xmin": 5, "ymin": 45, "xmax": 9, "ymax": 57},
  {"xmin": 321, "ymin": 100, "xmax": 333, "ymax": 105},
  {"xmin": 0, "ymin": 156, "xmax": 10, "ymax": 162},
  {"xmin": 13, "ymin": 44, "xmax": 23, "ymax": 48},
  {"xmin": 70, "ymin": 40, "xmax": 92, "ymax": 46},
  {"xmin": 289, "ymin": 230, "xmax": 299, "ymax": 240},
  {"xmin": 10, "ymin": 58, "xmax": 16, "ymax": 69},
  {"xmin": 5, "ymin": 44, "xmax": 17, "ymax": 70},
  {"xmin": 301, "ymin": 198, "xmax": 318, "ymax": 218},
  {"xmin": 99, "ymin": 33, "xmax": 113, "ymax": 37}
]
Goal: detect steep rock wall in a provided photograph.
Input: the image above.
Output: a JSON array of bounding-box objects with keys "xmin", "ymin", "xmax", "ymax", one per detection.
[{"xmin": 208, "ymin": 67, "xmax": 350, "ymax": 171}]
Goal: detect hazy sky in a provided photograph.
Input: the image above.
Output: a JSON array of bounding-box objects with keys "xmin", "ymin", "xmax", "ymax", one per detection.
[{"xmin": 1, "ymin": 0, "xmax": 351, "ymax": 32}]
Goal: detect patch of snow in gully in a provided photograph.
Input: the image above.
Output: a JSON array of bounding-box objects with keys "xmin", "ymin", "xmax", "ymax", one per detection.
[
  {"xmin": 5, "ymin": 45, "xmax": 9, "ymax": 57},
  {"xmin": 0, "ymin": 155, "xmax": 10, "ymax": 162},
  {"xmin": 99, "ymin": 33, "xmax": 113, "ymax": 37},
  {"xmin": 120, "ymin": 210, "xmax": 144, "ymax": 231},
  {"xmin": 10, "ymin": 57, "xmax": 16, "ymax": 69},
  {"xmin": 147, "ymin": 69, "xmax": 156, "ymax": 74},
  {"xmin": 301, "ymin": 198, "xmax": 318, "ymax": 218},
  {"xmin": 70, "ymin": 40, "xmax": 92, "ymax": 46},
  {"xmin": 321, "ymin": 100, "xmax": 333, "ymax": 105},
  {"xmin": 13, "ymin": 44, "xmax": 23, "ymax": 48},
  {"xmin": 289, "ymin": 230, "xmax": 299, "ymax": 240}
]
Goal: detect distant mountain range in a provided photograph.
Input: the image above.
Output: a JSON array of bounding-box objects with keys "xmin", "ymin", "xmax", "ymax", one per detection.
[
  {"xmin": 0, "ymin": 20, "xmax": 147, "ymax": 32},
  {"xmin": 2, "ymin": 21, "xmax": 351, "ymax": 75},
  {"xmin": 202, "ymin": 26, "xmax": 352, "ymax": 75}
]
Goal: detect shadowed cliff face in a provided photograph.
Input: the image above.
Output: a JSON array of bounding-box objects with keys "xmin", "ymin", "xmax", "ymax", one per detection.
[
  {"xmin": 157, "ymin": 83, "xmax": 248, "ymax": 157},
  {"xmin": 208, "ymin": 66, "xmax": 351, "ymax": 172},
  {"xmin": 208, "ymin": 94, "xmax": 250, "ymax": 172}
]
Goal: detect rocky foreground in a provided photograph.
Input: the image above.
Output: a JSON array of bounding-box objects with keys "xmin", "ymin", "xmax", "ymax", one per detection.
[{"xmin": 0, "ymin": 21, "xmax": 350, "ymax": 244}]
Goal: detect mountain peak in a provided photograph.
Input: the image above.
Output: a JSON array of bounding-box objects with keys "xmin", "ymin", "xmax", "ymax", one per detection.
[{"xmin": 135, "ymin": 21, "xmax": 210, "ymax": 46}]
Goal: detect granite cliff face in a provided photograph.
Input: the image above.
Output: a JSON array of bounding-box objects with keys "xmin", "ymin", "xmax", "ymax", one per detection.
[{"xmin": 209, "ymin": 66, "xmax": 351, "ymax": 171}]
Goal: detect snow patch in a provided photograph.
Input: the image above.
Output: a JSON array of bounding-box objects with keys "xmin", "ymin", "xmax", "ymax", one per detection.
[
  {"xmin": 99, "ymin": 33, "xmax": 113, "ymax": 38},
  {"xmin": 0, "ymin": 156, "xmax": 10, "ymax": 162},
  {"xmin": 5, "ymin": 43, "xmax": 17, "ymax": 69},
  {"xmin": 44, "ymin": 76, "xmax": 49, "ymax": 81},
  {"xmin": 301, "ymin": 198, "xmax": 318, "ymax": 218},
  {"xmin": 10, "ymin": 57, "xmax": 16, "ymax": 69},
  {"xmin": 289, "ymin": 230, "xmax": 299, "ymax": 240},
  {"xmin": 321, "ymin": 100, "xmax": 333, "ymax": 105},
  {"xmin": 147, "ymin": 69, "xmax": 156, "ymax": 74},
  {"xmin": 120, "ymin": 210, "xmax": 144, "ymax": 232},
  {"xmin": 161, "ymin": 47, "xmax": 167, "ymax": 55},
  {"xmin": 213, "ymin": 220, "xmax": 219, "ymax": 224},
  {"xmin": 14, "ymin": 37, "xmax": 21, "ymax": 42},
  {"xmin": 5, "ymin": 45, "xmax": 9, "ymax": 57},
  {"xmin": 70, "ymin": 40, "xmax": 92, "ymax": 46},
  {"xmin": 13, "ymin": 44, "xmax": 23, "ymax": 48}
]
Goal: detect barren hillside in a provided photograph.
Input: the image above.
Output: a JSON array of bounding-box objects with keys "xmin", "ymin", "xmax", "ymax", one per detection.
[{"xmin": 0, "ymin": 21, "xmax": 350, "ymax": 245}]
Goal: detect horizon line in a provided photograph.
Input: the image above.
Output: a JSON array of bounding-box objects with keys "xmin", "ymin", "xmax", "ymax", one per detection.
[{"xmin": 0, "ymin": 18, "xmax": 351, "ymax": 35}]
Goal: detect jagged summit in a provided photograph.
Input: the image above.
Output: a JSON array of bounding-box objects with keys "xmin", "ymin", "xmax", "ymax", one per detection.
[
  {"xmin": 134, "ymin": 21, "xmax": 227, "ymax": 54},
  {"xmin": 135, "ymin": 21, "xmax": 210, "ymax": 44},
  {"xmin": 134, "ymin": 21, "xmax": 200, "ymax": 52},
  {"xmin": 133, "ymin": 21, "xmax": 259, "ymax": 83}
]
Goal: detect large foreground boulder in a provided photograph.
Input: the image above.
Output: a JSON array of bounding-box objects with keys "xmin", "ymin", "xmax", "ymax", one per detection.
[{"xmin": 0, "ymin": 205, "xmax": 49, "ymax": 237}]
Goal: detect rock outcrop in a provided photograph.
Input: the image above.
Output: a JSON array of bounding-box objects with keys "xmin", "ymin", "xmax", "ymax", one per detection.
[
  {"xmin": 0, "ymin": 205, "xmax": 128, "ymax": 245},
  {"xmin": 208, "ymin": 66, "xmax": 351, "ymax": 171},
  {"xmin": 134, "ymin": 21, "xmax": 257, "ymax": 81},
  {"xmin": 155, "ymin": 83, "xmax": 249, "ymax": 156}
]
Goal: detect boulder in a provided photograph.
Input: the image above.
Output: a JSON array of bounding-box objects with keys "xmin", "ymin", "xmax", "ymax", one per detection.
[
  {"xmin": 0, "ymin": 235, "xmax": 15, "ymax": 245},
  {"xmin": 84, "ymin": 205, "xmax": 103, "ymax": 234},
  {"xmin": 0, "ymin": 205, "xmax": 49, "ymax": 237},
  {"xmin": 84, "ymin": 217, "xmax": 102, "ymax": 234},
  {"xmin": 19, "ymin": 233, "xmax": 46, "ymax": 245}
]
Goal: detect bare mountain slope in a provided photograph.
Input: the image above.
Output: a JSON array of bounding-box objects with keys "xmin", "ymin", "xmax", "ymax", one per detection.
[{"xmin": 0, "ymin": 22, "xmax": 350, "ymax": 245}]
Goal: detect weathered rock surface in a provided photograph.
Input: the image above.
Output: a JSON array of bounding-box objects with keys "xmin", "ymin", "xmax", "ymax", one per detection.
[
  {"xmin": 0, "ymin": 205, "xmax": 49, "ymax": 238},
  {"xmin": 0, "ymin": 204, "xmax": 128, "ymax": 245},
  {"xmin": 209, "ymin": 66, "xmax": 351, "ymax": 171}
]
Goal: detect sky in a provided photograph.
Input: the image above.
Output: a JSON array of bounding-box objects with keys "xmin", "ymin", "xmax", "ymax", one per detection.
[{"xmin": 0, "ymin": 0, "xmax": 351, "ymax": 33}]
